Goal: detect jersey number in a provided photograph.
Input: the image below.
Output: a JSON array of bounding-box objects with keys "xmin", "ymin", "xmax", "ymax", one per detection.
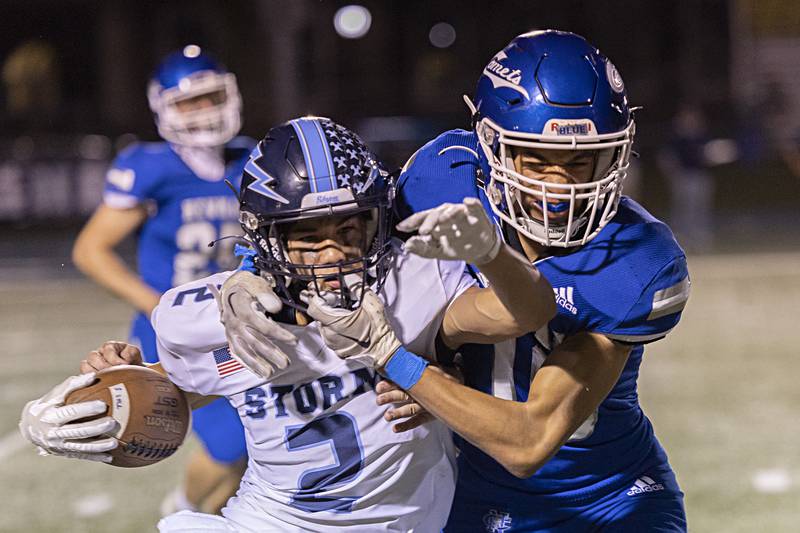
[
  {"xmin": 285, "ymin": 412, "xmax": 364, "ymax": 513},
  {"xmin": 492, "ymin": 333, "xmax": 598, "ymax": 442},
  {"xmin": 173, "ymin": 221, "xmax": 239, "ymax": 286}
]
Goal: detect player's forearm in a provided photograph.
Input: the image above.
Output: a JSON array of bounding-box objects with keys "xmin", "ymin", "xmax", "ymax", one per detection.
[
  {"xmin": 407, "ymin": 333, "xmax": 632, "ymax": 478},
  {"xmin": 73, "ymin": 245, "xmax": 161, "ymax": 314},
  {"xmin": 408, "ymin": 368, "xmax": 556, "ymax": 478},
  {"xmin": 476, "ymin": 243, "xmax": 556, "ymax": 333}
]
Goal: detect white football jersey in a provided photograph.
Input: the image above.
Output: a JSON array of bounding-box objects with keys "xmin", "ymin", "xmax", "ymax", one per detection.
[{"xmin": 151, "ymin": 247, "xmax": 474, "ymax": 532}]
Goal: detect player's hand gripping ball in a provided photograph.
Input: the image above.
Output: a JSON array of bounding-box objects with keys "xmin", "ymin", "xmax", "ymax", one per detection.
[{"xmin": 64, "ymin": 365, "xmax": 191, "ymax": 468}]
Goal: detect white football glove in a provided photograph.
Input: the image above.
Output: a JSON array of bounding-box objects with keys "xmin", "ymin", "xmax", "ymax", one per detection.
[
  {"xmin": 396, "ymin": 197, "xmax": 501, "ymax": 265},
  {"xmin": 19, "ymin": 373, "xmax": 118, "ymax": 463},
  {"xmin": 209, "ymin": 271, "xmax": 297, "ymax": 380},
  {"xmin": 307, "ymin": 289, "xmax": 402, "ymax": 371}
]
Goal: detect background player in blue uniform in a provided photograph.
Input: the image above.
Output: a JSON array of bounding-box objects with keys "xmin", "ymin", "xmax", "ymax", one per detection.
[
  {"xmin": 328, "ymin": 31, "xmax": 690, "ymax": 531},
  {"xmin": 72, "ymin": 46, "xmax": 252, "ymax": 515}
]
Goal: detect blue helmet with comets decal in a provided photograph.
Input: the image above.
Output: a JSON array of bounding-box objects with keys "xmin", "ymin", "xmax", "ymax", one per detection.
[
  {"xmin": 238, "ymin": 116, "xmax": 395, "ymax": 309},
  {"xmin": 468, "ymin": 30, "xmax": 635, "ymax": 247},
  {"xmin": 147, "ymin": 45, "xmax": 242, "ymax": 147}
]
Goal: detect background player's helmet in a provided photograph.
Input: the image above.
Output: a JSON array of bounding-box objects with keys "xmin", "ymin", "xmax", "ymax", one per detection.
[
  {"xmin": 470, "ymin": 30, "xmax": 635, "ymax": 247},
  {"xmin": 147, "ymin": 45, "xmax": 242, "ymax": 147},
  {"xmin": 238, "ymin": 117, "xmax": 395, "ymax": 309}
]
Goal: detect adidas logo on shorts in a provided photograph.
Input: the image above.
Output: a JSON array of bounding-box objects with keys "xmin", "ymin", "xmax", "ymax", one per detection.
[
  {"xmin": 626, "ymin": 476, "xmax": 665, "ymax": 496},
  {"xmin": 483, "ymin": 509, "xmax": 513, "ymax": 532}
]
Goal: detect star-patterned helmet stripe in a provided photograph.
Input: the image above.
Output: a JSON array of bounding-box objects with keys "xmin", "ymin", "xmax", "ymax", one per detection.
[{"xmin": 322, "ymin": 120, "xmax": 377, "ymax": 195}]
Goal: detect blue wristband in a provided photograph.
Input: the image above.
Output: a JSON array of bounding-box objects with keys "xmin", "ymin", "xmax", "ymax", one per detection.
[{"xmin": 382, "ymin": 346, "xmax": 429, "ymax": 390}]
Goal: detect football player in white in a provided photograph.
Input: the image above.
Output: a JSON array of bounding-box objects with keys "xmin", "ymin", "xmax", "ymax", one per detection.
[{"xmin": 20, "ymin": 117, "xmax": 555, "ymax": 532}]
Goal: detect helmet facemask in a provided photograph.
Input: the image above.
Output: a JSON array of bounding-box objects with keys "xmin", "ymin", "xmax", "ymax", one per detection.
[
  {"xmin": 148, "ymin": 71, "xmax": 242, "ymax": 147},
  {"xmin": 240, "ymin": 196, "xmax": 395, "ymax": 312},
  {"xmin": 475, "ymin": 114, "xmax": 634, "ymax": 248}
]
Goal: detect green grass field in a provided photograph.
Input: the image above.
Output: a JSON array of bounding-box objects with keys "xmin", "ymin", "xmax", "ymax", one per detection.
[{"xmin": 0, "ymin": 252, "xmax": 798, "ymax": 532}]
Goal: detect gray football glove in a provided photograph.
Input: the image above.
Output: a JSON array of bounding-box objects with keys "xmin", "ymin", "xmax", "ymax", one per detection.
[
  {"xmin": 307, "ymin": 289, "xmax": 402, "ymax": 371},
  {"xmin": 396, "ymin": 198, "xmax": 501, "ymax": 265},
  {"xmin": 210, "ymin": 271, "xmax": 297, "ymax": 380}
]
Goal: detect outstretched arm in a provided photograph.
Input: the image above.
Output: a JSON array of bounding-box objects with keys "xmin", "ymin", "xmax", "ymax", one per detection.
[
  {"xmin": 307, "ymin": 285, "xmax": 628, "ymax": 478},
  {"xmin": 397, "ymin": 198, "xmax": 555, "ymax": 347},
  {"xmin": 441, "ymin": 244, "xmax": 554, "ymax": 347}
]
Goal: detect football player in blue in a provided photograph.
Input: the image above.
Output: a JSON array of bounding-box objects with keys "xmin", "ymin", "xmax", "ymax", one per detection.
[
  {"xmin": 71, "ymin": 45, "xmax": 252, "ymax": 515},
  {"xmin": 317, "ymin": 30, "xmax": 691, "ymax": 531}
]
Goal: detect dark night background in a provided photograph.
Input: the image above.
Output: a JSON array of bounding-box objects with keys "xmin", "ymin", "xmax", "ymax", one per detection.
[{"xmin": 1, "ymin": 0, "xmax": 799, "ymax": 255}]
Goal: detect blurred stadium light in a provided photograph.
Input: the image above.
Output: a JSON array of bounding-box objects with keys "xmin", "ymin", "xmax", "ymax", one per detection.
[
  {"xmin": 429, "ymin": 22, "xmax": 457, "ymax": 48},
  {"xmin": 333, "ymin": 5, "xmax": 372, "ymax": 39}
]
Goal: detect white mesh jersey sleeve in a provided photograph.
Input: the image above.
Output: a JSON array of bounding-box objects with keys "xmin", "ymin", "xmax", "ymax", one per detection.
[{"xmin": 380, "ymin": 248, "xmax": 475, "ymax": 358}]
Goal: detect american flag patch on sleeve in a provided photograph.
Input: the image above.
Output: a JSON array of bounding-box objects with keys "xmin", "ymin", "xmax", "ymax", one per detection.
[{"xmin": 213, "ymin": 346, "xmax": 244, "ymax": 378}]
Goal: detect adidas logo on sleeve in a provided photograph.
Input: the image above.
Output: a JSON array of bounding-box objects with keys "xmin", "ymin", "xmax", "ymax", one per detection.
[
  {"xmin": 626, "ymin": 476, "xmax": 665, "ymax": 496},
  {"xmin": 553, "ymin": 287, "xmax": 578, "ymax": 315}
]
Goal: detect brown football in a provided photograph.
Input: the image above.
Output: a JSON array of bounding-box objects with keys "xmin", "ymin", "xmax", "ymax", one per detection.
[{"xmin": 65, "ymin": 365, "xmax": 191, "ymax": 468}]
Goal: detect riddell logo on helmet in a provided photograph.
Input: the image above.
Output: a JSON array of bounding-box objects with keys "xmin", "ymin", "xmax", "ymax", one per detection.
[
  {"xmin": 550, "ymin": 122, "xmax": 592, "ymax": 135},
  {"xmin": 542, "ymin": 119, "xmax": 596, "ymax": 137}
]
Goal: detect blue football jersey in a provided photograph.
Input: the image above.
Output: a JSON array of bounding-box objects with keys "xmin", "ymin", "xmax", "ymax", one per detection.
[
  {"xmin": 103, "ymin": 139, "xmax": 252, "ymax": 292},
  {"xmin": 399, "ymin": 130, "xmax": 691, "ymax": 500},
  {"xmin": 102, "ymin": 139, "xmax": 252, "ymax": 361}
]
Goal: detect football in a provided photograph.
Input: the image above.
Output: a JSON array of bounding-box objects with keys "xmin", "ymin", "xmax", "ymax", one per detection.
[{"xmin": 65, "ymin": 365, "xmax": 191, "ymax": 468}]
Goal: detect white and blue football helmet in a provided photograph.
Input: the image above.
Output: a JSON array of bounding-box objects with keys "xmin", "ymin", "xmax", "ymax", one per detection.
[
  {"xmin": 147, "ymin": 45, "xmax": 242, "ymax": 147},
  {"xmin": 238, "ymin": 117, "xmax": 395, "ymax": 310},
  {"xmin": 468, "ymin": 30, "xmax": 635, "ymax": 247}
]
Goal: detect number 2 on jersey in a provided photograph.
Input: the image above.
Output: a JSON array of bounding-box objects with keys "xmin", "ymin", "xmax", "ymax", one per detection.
[{"xmin": 285, "ymin": 412, "xmax": 365, "ymax": 513}]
